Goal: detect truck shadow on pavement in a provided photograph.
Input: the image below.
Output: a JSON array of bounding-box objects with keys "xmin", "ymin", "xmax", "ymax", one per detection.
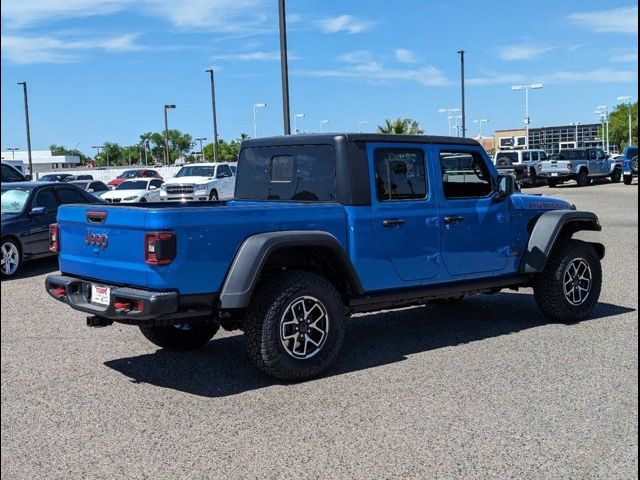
[
  {"xmin": 1, "ymin": 257, "xmax": 58, "ymax": 282},
  {"xmin": 104, "ymin": 292, "xmax": 634, "ymax": 398}
]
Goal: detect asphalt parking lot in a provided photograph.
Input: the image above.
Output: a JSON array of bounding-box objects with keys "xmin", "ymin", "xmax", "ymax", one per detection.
[{"xmin": 1, "ymin": 181, "xmax": 638, "ymax": 479}]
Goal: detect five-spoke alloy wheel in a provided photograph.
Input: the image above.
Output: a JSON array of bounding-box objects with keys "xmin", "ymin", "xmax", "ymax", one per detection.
[{"xmin": 1, "ymin": 239, "xmax": 21, "ymax": 278}]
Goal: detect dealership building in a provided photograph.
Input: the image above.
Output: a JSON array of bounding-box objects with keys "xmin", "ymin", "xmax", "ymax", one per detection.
[{"xmin": 493, "ymin": 123, "xmax": 615, "ymax": 153}]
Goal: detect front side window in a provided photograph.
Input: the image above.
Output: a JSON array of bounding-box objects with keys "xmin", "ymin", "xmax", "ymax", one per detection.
[
  {"xmin": 56, "ymin": 188, "xmax": 85, "ymax": 204},
  {"xmin": 236, "ymin": 145, "xmax": 336, "ymax": 202},
  {"xmin": 374, "ymin": 148, "xmax": 427, "ymax": 201},
  {"xmin": 33, "ymin": 188, "xmax": 59, "ymax": 212},
  {"xmin": 216, "ymin": 164, "xmax": 232, "ymax": 179},
  {"xmin": 440, "ymin": 150, "xmax": 493, "ymax": 199}
]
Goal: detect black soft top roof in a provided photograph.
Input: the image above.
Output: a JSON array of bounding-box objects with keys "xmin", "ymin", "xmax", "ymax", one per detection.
[{"xmin": 242, "ymin": 133, "xmax": 480, "ymax": 148}]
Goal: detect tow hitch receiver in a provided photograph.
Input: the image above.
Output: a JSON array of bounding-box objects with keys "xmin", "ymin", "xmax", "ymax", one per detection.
[{"xmin": 87, "ymin": 316, "xmax": 114, "ymax": 328}]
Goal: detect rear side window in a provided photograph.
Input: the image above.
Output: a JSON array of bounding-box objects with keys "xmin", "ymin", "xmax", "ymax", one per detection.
[
  {"xmin": 236, "ymin": 146, "xmax": 336, "ymax": 202},
  {"xmin": 440, "ymin": 150, "xmax": 493, "ymax": 199},
  {"xmin": 57, "ymin": 188, "xmax": 85, "ymax": 204},
  {"xmin": 374, "ymin": 148, "xmax": 427, "ymax": 201}
]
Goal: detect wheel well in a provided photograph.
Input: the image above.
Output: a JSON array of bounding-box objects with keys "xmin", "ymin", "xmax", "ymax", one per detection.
[
  {"xmin": 557, "ymin": 219, "xmax": 601, "ymax": 240},
  {"xmin": 261, "ymin": 246, "xmax": 359, "ymax": 298},
  {"xmin": 578, "ymin": 166, "xmax": 589, "ymax": 174},
  {"xmin": 1, "ymin": 235, "xmax": 22, "ymax": 253}
]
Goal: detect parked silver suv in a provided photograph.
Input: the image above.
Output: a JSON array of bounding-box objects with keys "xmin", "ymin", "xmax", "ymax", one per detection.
[{"xmin": 493, "ymin": 149, "xmax": 548, "ymax": 185}]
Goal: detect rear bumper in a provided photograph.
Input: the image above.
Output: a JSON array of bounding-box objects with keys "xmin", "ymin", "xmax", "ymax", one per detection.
[
  {"xmin": 540, "ymin": 171, "xmax": 574, "ymax": 180},
  {"xmin": 45, "ymin": 274, "xmax": 214, "ymax": 325}
]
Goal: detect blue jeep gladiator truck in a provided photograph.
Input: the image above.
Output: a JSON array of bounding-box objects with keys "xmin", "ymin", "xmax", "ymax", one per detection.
[
  {"xmin": 46, "ymin": 134, "xmax": 605, "ymax": 380},
  {"xmin": 623, "ymin": 146, "xmax": 638, "ymax": 185}
]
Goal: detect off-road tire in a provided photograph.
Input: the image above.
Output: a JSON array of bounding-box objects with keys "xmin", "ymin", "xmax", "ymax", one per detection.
[
  {"xmin": 610, "ymin": 169, "xmax": 622, "ymax": 184},
  {"xmin": 576, "ymin": 169, "xmax": 590, "ymax": 187},
  {"xmin": 547, "ymin": 178, "xmax": 559, "ymax": 188},
  {"xmin": 244, "ymin": 270, "xmax": 346, "ymax": 381},
  {"xmin": 139, "ymin": 322, "xmax": 219, "ymax": 351},
  {"xmin": 533, "ymin": 239, "xmax": 602, "ymax": 322},
  {"xmin": 624, "ymin": 175, "xmax": 633, "ymax": 185}
]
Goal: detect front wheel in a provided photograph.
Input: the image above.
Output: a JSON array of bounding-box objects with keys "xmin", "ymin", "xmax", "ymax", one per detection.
[
  {"xmin": 533, "ymin": 240, "xmax": 602, "ymax": 322},
  {"xmin": 1, "ymin": 238, "xmax": 21, "ymax": 278},
  {"xmin": 244, "ymin": 271, "xmax": 346, "ymax": 381},
  {"xmin": 139, "ymin": 322, "xmax": 219, "ymax": 351},
  {"xmin": 624, "ymin": 175, "xmax": 633, "ymax": 185},
  {"xmin": 209, "ymin": 190, "xmax": 219, "ymax": 201},
  {"xmin": 576, "ymin": 169, "xmax": 591, "ymax": 187}
]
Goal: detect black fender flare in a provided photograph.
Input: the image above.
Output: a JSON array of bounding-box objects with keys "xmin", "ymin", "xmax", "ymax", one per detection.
[
  {"xmin": 520, "ymin": 210, "xmax": 604, "ymax": 273},
  {"xmin": 218, "ymin": 231, "xmax": 364, "ymax": 309}
]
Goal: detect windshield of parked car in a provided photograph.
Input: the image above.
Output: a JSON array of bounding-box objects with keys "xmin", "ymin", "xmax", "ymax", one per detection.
[
  {"xmin": 175, "ymin": 166, "xmax": 215, "ymax": 178},
  {"xmin": 116, "ymin": 180, "xmax": 148, "ymax": 190},
  {"xmin": 40, "ymin": 174, "xmax": 68, "ymax": 182},
  {"xmin": 70, "ymin": 181, "xmax": 91, "ymax": 189},
  {"xmin": 118, "ymin": 170, "xmax": 143, "ymax": 179},
  {"xmin": 1, "ymin": 188, "xmax": 31, "ymax": 214}
]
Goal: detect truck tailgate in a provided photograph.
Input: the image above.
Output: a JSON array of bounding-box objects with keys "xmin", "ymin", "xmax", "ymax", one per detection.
[
  {"xmin": 57, "ymin": 206, "xmax": 155, "ymax": 290},
  {"xmin": 541, "ymin": 160, "xmax": 572, "ymax": 174}
]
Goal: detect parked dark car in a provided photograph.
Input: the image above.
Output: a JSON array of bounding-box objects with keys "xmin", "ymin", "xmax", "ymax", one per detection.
[
  {"xmin": 75, "ymin": 175, "xmax": 94, "ymax": 181},
  {"xmin": 68, "ymin": 180, "xmax": 111, "ymax": 198},
  {"xmin": 39, "ymin": 173, "xmax": 77, "ymax": 182},
  {"xmin": 1, "ymin": 182, "xmax": 103, "ymax": 277},
  {"xmin": 108, "ymin": 169, "xmax": 163, "ymax": 188},
  {"xmin": 1, "ymin": 162, "xmax": 28, "ymax": 183}
]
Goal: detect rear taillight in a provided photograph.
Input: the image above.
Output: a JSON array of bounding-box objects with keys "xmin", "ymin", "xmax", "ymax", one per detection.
[
  {"xmin": 145, "ymin": 232, "xmax": 176, "ymax": 265},
  {"xmin": 49, "ymin": 223, "xmax": 59, "ymax": 253},
  {"xmin": 538, "ymin": 163, "xmax": 543, "ymax": 170},
  {"xmin": 566, "ymin": 163, "xmax": 573, "ymax": 169}
]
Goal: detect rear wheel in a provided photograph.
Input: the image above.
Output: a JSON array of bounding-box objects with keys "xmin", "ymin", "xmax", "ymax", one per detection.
[
  {"xmin": 624, "ymin": 175, "xmax": 633, "ymax": 185},
  {"xmin": 244, "ymin": 271, "xmax": 346, "ymax": 381},
  {"xmin": 139, "ymin": 322, "xmax": 219, "ymax": 351},
  {"xmin": 576, "ymin": 169, "xmax": 590, "ymax": 187},
  {"xmin": 610, "ymin": 169, "xmax": 622, "ymax": 184},
  {"xmin": 547, "ymin": 178, "xmax": 559, "ymax": 188},
  {"xmin": 1, "ymin": 238, "xmax": 21, "ymax": 278},
  {"xmin": 533, "ymin": 240, "xmax": 602, "ymax": 322}
]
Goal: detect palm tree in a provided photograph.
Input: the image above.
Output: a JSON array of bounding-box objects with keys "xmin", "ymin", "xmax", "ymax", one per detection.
[{"xmin": 377, "ymin": 118, "xmax": 424, "ymax": 135}]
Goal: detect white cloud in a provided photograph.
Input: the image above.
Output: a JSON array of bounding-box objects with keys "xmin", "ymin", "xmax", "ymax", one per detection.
[
  {"xmin": 212, "ymin": 51, "xmax": 281, "ymax": 62},
  {"xmin": 1, "ymin": 0, "xmax": 271, "ymax": 31},
  {"xmin": 317, "ymin": 15, "xmax": 374, "ymax": 34},
  {"xmin": 610, "ymin": 52, "xmax": 639, "ymax": 63},
  {"xmin": 395, "ymin": 49, "xmax": 418, "ymax": 64},
  {"xmin": 468, "ymin": 69, "xmax": 637, "ymax": 86},
  {"xmin": 1, "ymin": 33, "xmax": 144, "ymax": 64},
  {"xmin": 498, "ymin": 42, "xmax": 555, "ymax": 61},
  {"xmin": 568, "ymin": 6, "xmax": 638, "ymax": 34},
  {"xmin": 337, "ymin": 50, "xmax": 374, "ymax": 64}
]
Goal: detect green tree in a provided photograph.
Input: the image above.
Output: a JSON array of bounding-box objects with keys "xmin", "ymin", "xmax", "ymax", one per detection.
[
  {"xmin": 93, "ymin": 142, "xmax": 124, "ymax": 167},
  {"xmin": 143, "ymin": 130, "xmax": 193, "ymax": 165},
  {"xmin": 377, "ymin": 118, "xmax": 424, "ymax": 135},
  {"xmin": 202, "ymin": 137, "xmax": 243, "ymax": 162},
  {"xmin": 608, "ymin": 102, "xmax": 638, "ymax": 150},
  {"xmin": 49, "ymin": 144, "xmax": 90, "ymax": 164}
]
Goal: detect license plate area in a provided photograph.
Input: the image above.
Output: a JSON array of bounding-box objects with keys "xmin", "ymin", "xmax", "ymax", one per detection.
[
  {"xmin": 91, "ymin": 284, "xmax": 111, "ymax": 306},
  {"xmin": 551, "ymin": 172, "xmax": 559, "ymax": 177}
]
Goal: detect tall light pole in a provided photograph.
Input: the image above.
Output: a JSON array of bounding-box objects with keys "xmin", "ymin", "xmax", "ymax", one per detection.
[
  {"xmin": 595, "ymin": 106, "xmax": 610, "ymax": 153},
  {"xmin": 195, "ymin": 137, "xmax": 207, "ymax": 162},
  {"xmin": 92, "ymin": 145, "xmax": 103, "ymax": 165},
  {"xmin": 253, "ymin": 103, "xmax": 267, "ymax": 138},
  {"xmin": 205, "ymin": 68, "xmax": 220, "ymax": 162},
  {"xmin": 17, "ymin": 82, "xmax": 33, "ymax": 177},
  {"xmin": 320, "ymin": 120, "xmax": 329, "ymax": 132},
  {"xmin": 618, "ymin": 96, "xmax": 634, "ymax": 146},
  {"xmin": 473, "ymin": 119, "xmax": 489, "ymax": 137},
  {"xmin": 142, "ymin": 139, "xmax": 149, "ymax": 166},
  {"xmin": 163, "ymin": 104, "xmax": 176, "ymax": 166},
  {"xmin": 457, "ymin": 50, "xmax": 466, "ymax": 137},
  {"xmin": 511, "ymin": 82, "xmax": 543, "ymax": 149},
  {"xmin": 278, "ymin": 0, "xmax": 291, "ymax": 135},
  {"xmin": 294, "ymin": 113, "xmax": 305, "ymax": 134},
  {"xmin": 358, "ymin": 121, "xmax": 369, "ymax": 133},
  {"xmin": 7, "ymin": 147, "xmax": 19, "ymax": 159},
  {"xmin": 438, "ymin": 108, "xmax": 461, "ymax": 136}
]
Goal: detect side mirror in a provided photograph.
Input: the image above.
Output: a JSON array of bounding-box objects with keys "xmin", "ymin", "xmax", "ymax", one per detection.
[
  {"xmin": 87, "ymin": 189, "xmax": 95, "ymax": 193},
  {"xmin": 30, "ymin": 206, "xmax": 47, "ymax": 216},
  {"xmin": 25, "ymin": 174, "xmax": 33, "ymax": 181},
  {"xmin": 496, "ymin": 174, "xmax": 516, "ymax": 199},
  {"xmin": 149, "ymin": 186, "xmax": 157, "ymax": 190}
]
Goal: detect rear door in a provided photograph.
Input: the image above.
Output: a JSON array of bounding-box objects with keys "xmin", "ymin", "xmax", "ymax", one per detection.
[
  {"xmin": 435, "ymin": 147, "xmax": 509, "ymax": 277},
  {"xmin": 369, "ymin": 144, "xmax": 440, "ymax": 282},
  {"xmin": 28, "ymin": 187, "xmax": 59, "ymax": 254}
]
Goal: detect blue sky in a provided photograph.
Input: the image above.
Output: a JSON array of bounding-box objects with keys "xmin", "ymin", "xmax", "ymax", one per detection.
[{"xmin": 1, "ymin": 0, "xmax": 638, "ymax": 154}]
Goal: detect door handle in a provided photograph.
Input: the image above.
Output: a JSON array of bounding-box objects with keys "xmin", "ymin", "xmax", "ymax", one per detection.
[
  {"xmin": 382, "ymin": 218, "xmax": 406, "ymax": 227},
  {"xmin": 443, "ymin": 216, "xmax": 465, "ymax": 225}
]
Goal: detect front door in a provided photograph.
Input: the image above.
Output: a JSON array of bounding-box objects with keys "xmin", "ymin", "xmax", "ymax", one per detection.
[
  {"xmin": 28, "ymin": 187, "xmax": 59, "ymax": 255},
  {"xmin": 369, "ymin": 144, "xmax": 440, "ymax": 282},
  {"xmin": 436, "ymin": 147, "xmax": 509, "ymax": 277}
]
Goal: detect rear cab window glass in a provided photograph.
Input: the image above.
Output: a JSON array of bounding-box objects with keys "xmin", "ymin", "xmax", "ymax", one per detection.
[
  {"xmin": 374, "ymin": 148, "xmax": 427, "ymax": 201},
  {"xmin": 236, "ymin": 145, "xmax": 336, "ymax": 202}
]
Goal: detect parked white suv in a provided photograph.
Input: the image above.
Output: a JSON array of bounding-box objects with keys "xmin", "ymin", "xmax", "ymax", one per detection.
[
  {"xmin": 160, "ymin": 163, "xmax": 235, "ymax": 202},
  {"xmin": 493, "ymin": 149, "xmax": 549, "ymax": 185}
]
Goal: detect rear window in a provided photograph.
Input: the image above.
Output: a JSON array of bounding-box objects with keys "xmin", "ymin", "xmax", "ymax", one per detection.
[
  {"xmin": 236, "ymin": 146, "xmax": 336, "ymax": 202},
  {"xmin": 495, "ymin": 152, "xmax": 519, "ymax": 163}
]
